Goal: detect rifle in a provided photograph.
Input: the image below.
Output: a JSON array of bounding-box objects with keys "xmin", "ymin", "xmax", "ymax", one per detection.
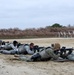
[{"xmin": 60, "ymin": 47, "xmax": 74, "ymax": 58}]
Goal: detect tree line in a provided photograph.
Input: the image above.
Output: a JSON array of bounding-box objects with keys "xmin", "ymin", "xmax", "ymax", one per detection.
[{"xmin": 0, "ymin": 23, "xmax": 74, "ymax": 39}]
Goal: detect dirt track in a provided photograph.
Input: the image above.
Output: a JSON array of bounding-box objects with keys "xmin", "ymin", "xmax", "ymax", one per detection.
[{"xmin": 0, "ymin": 38, "xmax": 74, "ymax": 75}]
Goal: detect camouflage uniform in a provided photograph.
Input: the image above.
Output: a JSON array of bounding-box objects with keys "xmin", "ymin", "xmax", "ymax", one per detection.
[{"xmin": 17, "ymin": 47, "xmax": 59, "ymax": 62}]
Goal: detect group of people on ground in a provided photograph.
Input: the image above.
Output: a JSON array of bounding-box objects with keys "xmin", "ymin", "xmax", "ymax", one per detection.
[{"xmin": 0, "ymin": 40, "xmax": 74, "ymax": 62}]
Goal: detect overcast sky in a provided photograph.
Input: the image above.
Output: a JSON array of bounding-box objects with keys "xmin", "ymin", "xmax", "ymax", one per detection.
[{"xmin": 0, "ymin": 0, "xmax": 74, "ymax": 29}]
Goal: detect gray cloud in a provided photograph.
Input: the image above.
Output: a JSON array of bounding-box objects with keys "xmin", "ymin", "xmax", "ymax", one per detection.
[{"xmin": 0, "ymin": 0, "xmax": 74, "ymax": 29}]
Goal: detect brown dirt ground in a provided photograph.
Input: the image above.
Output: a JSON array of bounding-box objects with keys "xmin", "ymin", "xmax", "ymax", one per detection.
[{"xmin": 0, "ymin": 38, "xmax": 74, "ymax": 75}]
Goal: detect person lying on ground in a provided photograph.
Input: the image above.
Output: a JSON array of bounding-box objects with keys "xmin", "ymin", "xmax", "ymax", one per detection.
[
  {"xmin": 53, "ymin": 47, "xmax": 74, "ymax": 62},
  {"xmin": 0, "ymin": 40, "xmax": 18, "ymax": 50},
  {"xmin": 0, "ymin": 42, "xmax": 37, "ymax": 55},
  {"xmin": 17, "ymin": 43, "xmax": 35, "ymax": 55},
  {"xmin": 14, "ymin": 43, "xmax": 61, "ymax": 62},
  {"xmin": 0, "ymin": 40, "xmax": 19, "ymax": 54},
  {"xmin": 14, "ymin": 43, "xmax": 74, "ymax": 62},
  {"xmin": 16, "ymin": 43, "xmax": 44, "ymax": 54}
]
